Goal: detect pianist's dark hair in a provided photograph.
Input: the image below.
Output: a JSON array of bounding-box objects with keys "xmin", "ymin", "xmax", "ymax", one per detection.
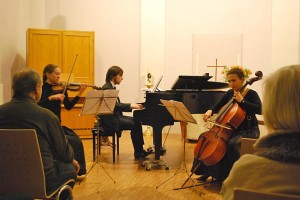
[
  {"xmin": 105, "ymin": 66, "xmax": 124, "ymax": 82},
  {"xmin": 227, "ymin": 68, "xmax": 245, "ymax": 80}
]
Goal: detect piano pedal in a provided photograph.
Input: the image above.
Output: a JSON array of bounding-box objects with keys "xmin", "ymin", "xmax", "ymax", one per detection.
[
  {"xmin": 147, "ymin": 146, "xmax": 154, "ymax": 152},
  {"xmin": 146, "ymin": 146, "xmax": 166, "ymax": 156},
  {"xmin": 141, "ymin": 160, "xmax": 170, "ymax": 171}
]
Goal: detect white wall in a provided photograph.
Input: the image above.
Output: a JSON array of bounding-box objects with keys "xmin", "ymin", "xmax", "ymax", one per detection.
[
  {"xmin": 0, "ymin": 0, "xmax": 44, "ymax": 103},
  {"xmin": 44, "ymin": 0, "xmax": 141, "ymax": 103},
  {"xmin": 140, "ymin": 0, "xmax": 166, "ymax": 101},
  {"xmin": 0, "ymin": 0, "xmax": 22, "ymax": 102},
  {"xmin": 271, "ymin": 0, "xmax": 300, "ymax": 71}
]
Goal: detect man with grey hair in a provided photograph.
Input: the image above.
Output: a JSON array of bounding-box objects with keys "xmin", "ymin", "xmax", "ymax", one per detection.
[{"xmin": 0, "ymin": 69, "xmax": 79, "ymax": 196}]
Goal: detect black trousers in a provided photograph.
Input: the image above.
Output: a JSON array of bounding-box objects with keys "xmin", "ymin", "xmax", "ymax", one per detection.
[
  {"xmin": 62, "ymin": 126, "xmax": 86, "ymax": 175},
  {"xmin": 118, "ymin": 116, "xmax": 145, "ymax": 153}
]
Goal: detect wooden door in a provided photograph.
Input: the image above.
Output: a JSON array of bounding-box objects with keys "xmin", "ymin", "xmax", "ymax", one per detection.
[
  {"xmin": 62, "ymin": 31, "xmax": 94, "ymax": 85},
  {"xmin": 27, "ymin": 29, "xmax": 62, "ymax": 75},
  {"xmin": 27, "ymin": 28, "xmax": 94, "ymax": 86}
]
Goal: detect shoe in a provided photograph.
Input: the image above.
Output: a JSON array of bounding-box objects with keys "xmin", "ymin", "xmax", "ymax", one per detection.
[
  {"xmin": 134, "ymin": 149, "xmax": 153, "ymax": 159},
  {"xmin": 77, "ymin": 169, "xmax": 87, "ymax": 176},
  {"xmin": 197, "ymin": 175, "xmax": 210, "ymax": 181}
]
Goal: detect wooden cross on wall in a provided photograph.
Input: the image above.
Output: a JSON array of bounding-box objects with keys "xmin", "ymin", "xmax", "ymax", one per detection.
[{"xmin": 207, "ymin": 59, "xmax": 226, "ymax": 81}]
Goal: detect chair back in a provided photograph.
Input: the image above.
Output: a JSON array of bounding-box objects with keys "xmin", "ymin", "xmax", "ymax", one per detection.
[
  {"xmin": 234, "ymin": 188, "xmax": 300, "ymax": 200},
  {"xmin": 240, "ymin": 138, "xmax": 257, "ymax": 156},
  {"xmin": 0, "ymin": 129, "xmax": 47, "ymax": 198}
]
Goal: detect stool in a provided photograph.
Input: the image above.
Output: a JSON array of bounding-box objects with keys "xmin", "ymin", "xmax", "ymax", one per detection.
[{"xmin": 92, "ymin": 128, "xmax": 120, "ymax": 162}]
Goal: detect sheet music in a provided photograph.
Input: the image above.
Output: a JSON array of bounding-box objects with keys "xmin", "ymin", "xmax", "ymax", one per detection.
[
  {"xmin": 151, "ymin": 75, "xmax": 163, "ymax": 93},
  {"xmin": 80, "ymin": 90, "xmax": 119, "ymax": 115},
  {"xmin": 160, "ymin": 99, "xmax": 197, "ymax": 124}
]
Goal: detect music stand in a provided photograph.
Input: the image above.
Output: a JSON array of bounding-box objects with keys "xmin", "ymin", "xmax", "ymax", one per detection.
[
  {"xmin": 78, "ymin": 89, "xmax": 119, "ymax": 184},
  {"xmin": 156, "ymin": 99, "xmax": 197, "ymax": 189}
]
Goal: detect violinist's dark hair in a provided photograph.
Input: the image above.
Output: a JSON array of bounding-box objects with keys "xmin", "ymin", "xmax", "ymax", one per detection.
[
  {"xmin": 105, "ymin": 66, "xmax": 123, "ymax": 82},
  {"xmin": 42, "ymin": 64, "xmax": 59, "ymax": 83},
  {"xmin": 12, "ymin": 68, "xmax": 41, "ymax": 98},
  {"xmin": 227, "ymin": 68, "xmax": 245, "ymax": 79}
]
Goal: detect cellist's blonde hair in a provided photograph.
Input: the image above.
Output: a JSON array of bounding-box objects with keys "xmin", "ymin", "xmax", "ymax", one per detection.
[{"xmin": 263, "ymin": 65, "xmax": 300, "ymax": 132}]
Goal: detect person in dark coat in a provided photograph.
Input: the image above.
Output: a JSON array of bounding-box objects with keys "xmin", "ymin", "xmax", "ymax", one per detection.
[
  {"xmin": 99, "ymin": 66, "xmax": 152, "ymax": 159},
  {"xmin": 0, "ymin": 69, "xmax": 78, "ymax": 195},
  {"xmin": 192, "ymin": 68, "xmax": 262, "ymax": 182}
]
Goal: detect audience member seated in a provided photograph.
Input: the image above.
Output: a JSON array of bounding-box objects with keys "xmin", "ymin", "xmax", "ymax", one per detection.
[{"xmin": 0, "ymin": 69, "xmax": 79, "ymax": 198}]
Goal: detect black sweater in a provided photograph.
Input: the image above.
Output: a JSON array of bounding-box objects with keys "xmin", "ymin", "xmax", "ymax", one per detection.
[
  {"xmin": 38, "ymin": 82, "xmax": 79, "ymax": 121},
  {"xmin": 210, "ymin": 89, "xmax": 262, "ymax": 131}
]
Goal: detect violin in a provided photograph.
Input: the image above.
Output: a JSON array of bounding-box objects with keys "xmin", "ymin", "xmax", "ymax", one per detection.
[
  {"xmin": 193, "ymin": 71, "xmax": 263, "ymax": 166},
  {"xmin": 52, "ymin": 82, "xmax": 101, "ymax": 93}
]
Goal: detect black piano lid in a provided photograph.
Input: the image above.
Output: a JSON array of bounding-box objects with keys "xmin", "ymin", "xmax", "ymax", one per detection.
[{"xmin": 171, "ymin": 75, "xmax": 228, "ymax": 90}]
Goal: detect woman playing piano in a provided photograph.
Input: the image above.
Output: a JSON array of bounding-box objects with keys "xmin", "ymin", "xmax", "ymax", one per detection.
[{"xmin": 192, "ymin": 67, "xmax": 262, "ymax": 182}]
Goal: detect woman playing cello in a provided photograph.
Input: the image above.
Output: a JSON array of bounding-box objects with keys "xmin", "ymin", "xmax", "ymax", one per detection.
[{"xmin": 192, "ymin": 67, "xmax": 262, "ymax": 182}]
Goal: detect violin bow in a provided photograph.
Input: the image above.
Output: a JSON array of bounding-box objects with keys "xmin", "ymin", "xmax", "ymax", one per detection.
[{"xmin": 63, "ymin": 54, "xmax": 78, "ymax": 94}]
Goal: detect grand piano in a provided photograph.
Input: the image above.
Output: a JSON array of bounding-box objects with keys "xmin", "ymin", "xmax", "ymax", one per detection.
[{"xmin": 133, "ymin": 75, "xmax": 228, "ymax": 160}]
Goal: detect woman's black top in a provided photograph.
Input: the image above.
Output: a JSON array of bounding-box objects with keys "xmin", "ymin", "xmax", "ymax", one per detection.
[
  {"xmin": 38, "ymin": 82, "xmax": 80, "ymax": 121},
  {"xmin": 210, "ymin": 88, "xmax": 262, "ymax": 131}
]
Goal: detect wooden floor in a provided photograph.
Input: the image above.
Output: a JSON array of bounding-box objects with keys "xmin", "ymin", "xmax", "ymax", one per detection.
[{"xmin": 73, "ymin": 132, "xmax": 222, "ymax": 200}]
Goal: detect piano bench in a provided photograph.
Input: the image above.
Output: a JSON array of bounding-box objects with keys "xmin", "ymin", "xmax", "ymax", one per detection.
[{"xmin": 92, "ymin": 128, "xmax": 120, "ymax": 163}]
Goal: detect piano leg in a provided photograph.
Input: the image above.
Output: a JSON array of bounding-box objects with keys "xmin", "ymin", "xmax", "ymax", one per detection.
[
  {"xmin": 140, "ymin": 124, "xmax": 171, "ymax": 171},
  {"xmin": 153, "ymin": 125, "xmax": 163, "ymax": 160}
]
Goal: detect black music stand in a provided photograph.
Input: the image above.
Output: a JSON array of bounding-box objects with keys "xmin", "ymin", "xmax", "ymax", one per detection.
[
  {"xmin": 155, "ymin": 99, "xmax": 198, "ymax": 189},
  {"xmin": 78, "ymin": 89, "xmax": 119, "ymax": 185}
]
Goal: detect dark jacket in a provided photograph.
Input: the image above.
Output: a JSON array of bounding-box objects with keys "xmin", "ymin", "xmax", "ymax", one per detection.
[
  {"xmin": 99, "ymin": 82, "xmax": 131, "ymax": 135},
  {"xmin": 0, "ymin": 96, "xmax": 74, "ymax": 190}
]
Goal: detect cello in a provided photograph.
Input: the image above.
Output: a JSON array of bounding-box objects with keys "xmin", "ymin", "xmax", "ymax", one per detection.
[{"xmin": 193, "ymin": 71, "xmax": 263, "ymax": 167}]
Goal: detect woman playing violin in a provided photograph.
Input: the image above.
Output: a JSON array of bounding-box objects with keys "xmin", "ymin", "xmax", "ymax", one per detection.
[
  {"xmin": 38, "ymin": 64, "xmax": 88, "ymax": 119},
  {"xmin": 38, "ymin": 64, "xmax": 87, "ymax": 176},
  {"xmin": 192, "ymin": 67, "xmax": 262, "ymax": 182}
]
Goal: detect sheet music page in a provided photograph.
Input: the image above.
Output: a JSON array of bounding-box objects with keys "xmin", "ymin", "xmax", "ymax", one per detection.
[
  {"xmin": 160, "ymin": 99, "xmax": 197, "ymax": 124},
  {"xmin": 80, "ymin": 90, "xmax": 119, "ymax": 115}
]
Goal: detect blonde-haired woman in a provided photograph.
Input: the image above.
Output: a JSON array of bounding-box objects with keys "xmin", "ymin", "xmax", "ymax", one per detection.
[{"xmin": 221, "ymin": 65, "xmax": 300, "ymax": 200}]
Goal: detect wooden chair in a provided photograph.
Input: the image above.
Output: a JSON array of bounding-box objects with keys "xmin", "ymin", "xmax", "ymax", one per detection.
[
  {"xmin": 240, "ymin": 138, "xmax": 257, "ymax": 156},
  {"xmin": 92, "ymin": 127, "xmax": 120, "ymax": 163},
  {"xmin": 234, "ymin": 188, "xmax": 300, "ymax": 200},
  {"xmin": 0, "ymin": 129, "xmax": 75, "ymax": 200}
]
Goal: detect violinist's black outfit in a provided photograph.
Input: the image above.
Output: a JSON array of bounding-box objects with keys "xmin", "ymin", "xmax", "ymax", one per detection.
[
  {"xmin": 38, "ymin": 82, "xmax": 86, "ymax": 175},
  {"xmin": 99, "ymin": 81, "xmax": 151, "ymax": 159},
  {"xmin": 192, "ymin": 88, "xmax": 262, "ymax": 182}
]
